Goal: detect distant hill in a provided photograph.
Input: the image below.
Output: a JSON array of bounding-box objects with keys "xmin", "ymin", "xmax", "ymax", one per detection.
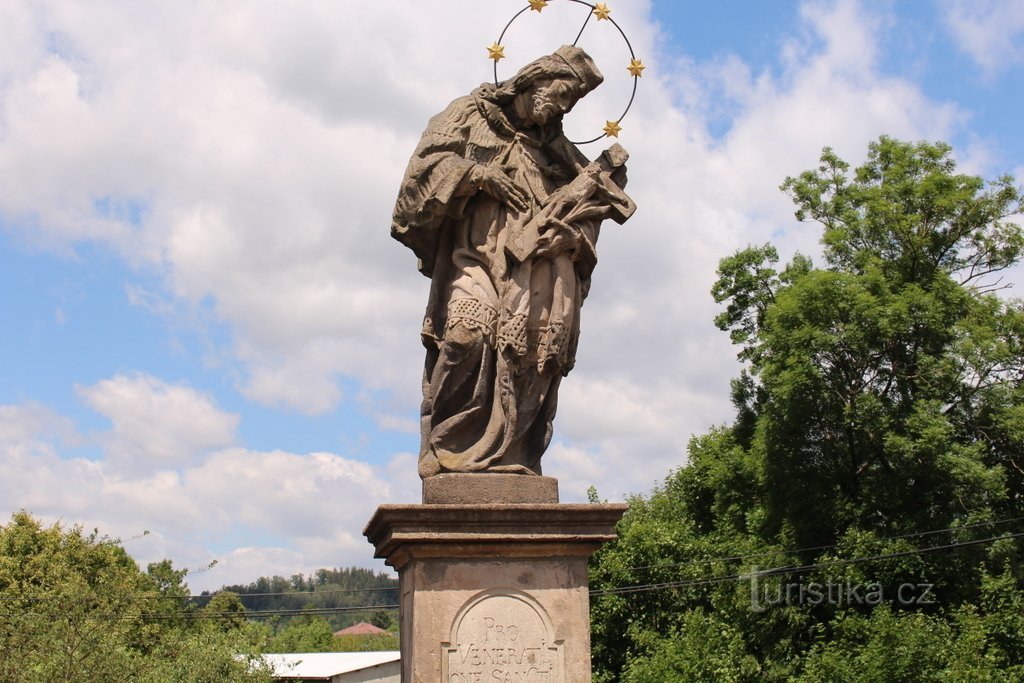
[{"xmin": 211, "ymin": 566, "xmax": 399, "ymax": 631}]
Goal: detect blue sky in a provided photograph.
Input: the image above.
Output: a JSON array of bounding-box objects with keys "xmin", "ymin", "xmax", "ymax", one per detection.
[{"xmin": 0, "ymin": 0, "xmax": 1021, "ymax": 590}]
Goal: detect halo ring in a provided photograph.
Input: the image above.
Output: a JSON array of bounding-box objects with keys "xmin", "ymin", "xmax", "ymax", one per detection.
[{"xmin": 492, "ymin": 0, "xmax": 640, "ymax": 145}]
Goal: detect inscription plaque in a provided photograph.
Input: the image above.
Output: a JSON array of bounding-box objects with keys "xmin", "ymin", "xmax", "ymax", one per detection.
[{"xmin": 442, "ymin": 589, "xmax": 565, "ymax": 683}]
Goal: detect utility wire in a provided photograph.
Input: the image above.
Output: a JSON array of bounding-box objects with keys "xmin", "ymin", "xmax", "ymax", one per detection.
[
  {"xmin": 200, "ymin": 586, "xmax": 399, "ymax": 599},
  {"xmin": 0, "ymin": 585, "xmax": 400, "ymax": 603},
  {"xmin": 6, "ymin": 513, "xmax": 1016, "ymax": 605},
  {"xmin": 0, "ymin": 604, "xmax": 401, "ymax": 623},
  {"xmin": 599, "ymin": 513, "xmax": 1024, "ymax": 575},
  {"xmin": 591, "ymin": 530, "xmax": 1024, "ymax": 597},
  {"xmin": 3, "ymin": 530, "xmax": 1019, "ymax": 619}
]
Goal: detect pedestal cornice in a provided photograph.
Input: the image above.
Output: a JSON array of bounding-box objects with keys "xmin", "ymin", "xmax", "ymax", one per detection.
[{"xmin": 364, "ymin": 503, "xmax": 628, "ymax": 570}]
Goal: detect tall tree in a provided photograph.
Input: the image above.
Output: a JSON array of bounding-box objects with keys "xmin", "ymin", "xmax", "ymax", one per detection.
[
  {"xmin": 0, "ymin": 512, "xmax": 272, "ymax": 682},
  {"xmin": 590, "ymin": 137, "xmax": 1024, "ymax": 681}
]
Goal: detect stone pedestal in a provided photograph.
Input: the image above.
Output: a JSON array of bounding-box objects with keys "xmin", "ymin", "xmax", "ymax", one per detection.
[{"xmin": 364, "ymin": 477, "xmax": 626, "ymax": 683}]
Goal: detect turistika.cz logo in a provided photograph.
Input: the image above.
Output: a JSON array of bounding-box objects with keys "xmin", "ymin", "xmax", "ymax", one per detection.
[{"xmin": 743, "ymin": 569, "xmax": 936, "ymax": 613}]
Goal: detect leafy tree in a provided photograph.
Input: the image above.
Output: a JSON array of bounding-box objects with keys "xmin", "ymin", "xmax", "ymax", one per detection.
[
  {"xmin": 265, "ymin": 613, "xmax": 400, "ymax": 653},
  {"xmin": 334, "ymin": 632, "xmax": 400, "ymax": 652},
  {"xmin": 201, "ymin": 591, "xmax": 249, "ymax": 632},
  {"xmin": 0, "ymin": 512, "xmax": 272, "ymax": 682},
  {"xmin": 369, "ymin": 608, "xmax": 396, "ymax": 631},
  {"xmin": 265, "ymin": 615, "xmax": 337, "ymax": 653},
  {"xmin": 220, "ymin": 566, "xmax": 398, "ymax": 632},
  {"xmin": 590, "ymin": 137, "xmax": 1024, "ymax": 681}
]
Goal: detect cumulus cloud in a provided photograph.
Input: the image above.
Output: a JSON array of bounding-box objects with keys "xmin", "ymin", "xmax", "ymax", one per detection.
[
  {"xmin": 0, "ymin": 402, "xmax": 79, "ymax": 453},
  {"xmin": 0, "ymin": 386, "xmax": 399, "ymax": 591},
  {"xmin": 945, "ymin": 0, "xmax": 1024, "ymax": 74},
  {"xmin": 77, "ymin": 374, "xmax": 239, "ymax": 471}
]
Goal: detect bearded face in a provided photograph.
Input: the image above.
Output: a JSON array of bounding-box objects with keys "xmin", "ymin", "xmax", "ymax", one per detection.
[{"xmin": 519, "ymin": 77, "xmax": 582, "ymax": 126}]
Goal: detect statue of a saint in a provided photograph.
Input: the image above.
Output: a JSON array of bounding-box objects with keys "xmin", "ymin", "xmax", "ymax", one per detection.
[{"xmin": 392, "ymin": 45, "xmax": 636, "ymax": 479}]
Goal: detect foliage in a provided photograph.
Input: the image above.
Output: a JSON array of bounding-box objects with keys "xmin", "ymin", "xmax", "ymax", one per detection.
[
  {"xmin": 334, "ymin": 632, "xmax": 400, "ymax": 652},
  {"xmin": 201, "ymin": 591, "xmax": 249, "ymax": 632},
  {"xmin": 590, "ymin": 137, "xmax": 1024, "ymax": 680},
  {"xmin": 0, "ymin": 511, "xmax": 272, "ymax": 682},
  {"xmin": 265, "ymin": 614, "xmax": 399, "ymax": 654},
  {"xmin": 620, "ymin": 610, "xmax": 760, "ymax": 682},
  {"xmin": 219, "ymin": 566, "xmax": 398, "ymax": 633},
  {"xmin": 265, "ymin": 615, "xmax": 337, "ymax": 653}
]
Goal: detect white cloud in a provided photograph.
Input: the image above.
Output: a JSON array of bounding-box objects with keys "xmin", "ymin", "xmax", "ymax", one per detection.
[
  {"xmin": 0, "ymin": 402, "xmax": 79, "ymax": 452},
  {"xmin": 0, "ymin": 390, "xmax": 398, "ymax": 592},
  {"xmin": 185, "ymin": 449, "xmax": 389, "ymax": 537},
  {"xmin": 945, "ymin": 0, "xmax": 1024, "ymax": 74},
  {"xmin": 77, "ymin": 374, "xmax": 239, "ymax": 471},
  {"xmin": 797, "ymin": 0, "xmax": 883, "ymax": 76},
  {"xmin": 203, "ymin": 547, "xmax": 310, "ymax": 590}
]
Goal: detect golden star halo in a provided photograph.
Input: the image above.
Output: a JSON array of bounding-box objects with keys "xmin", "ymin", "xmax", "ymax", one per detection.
[
  {"xmin": 627, "ymin": 58, "xmax": 646, "ymax": 77},
  {"xmin": 487, "ymin": 42, "xmax": 506, "ymax": 62},
  {"xmin": 490, "ymin": 1, "xmax": 641, "ymax": 143}
]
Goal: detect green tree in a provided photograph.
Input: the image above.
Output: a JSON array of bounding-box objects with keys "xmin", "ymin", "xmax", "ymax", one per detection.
[
  {"xmin": 265, "ymin": 614, "xmax": 336, "ymax": 653},
  {"xmin": 0, "ymin": 512, "xmax": 272, "ymax": 682},
  {"xmin": 220, "ymin": 566, "xmax": 397, "ymax": 632},
  {"xmin": 201, "ymin": 591, "xmax": 249, "ymax": 632},
  {"xmin": 590, "ymin": 137, "xmax": 1024, "ymax": 681},
  {"xmin": 369, "ymin": 609, "xmax": 394, "ymax": 630}
]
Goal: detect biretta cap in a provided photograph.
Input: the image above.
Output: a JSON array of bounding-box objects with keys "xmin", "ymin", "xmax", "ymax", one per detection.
[{"xmin": 553, "ymin": 45, "xmax": 604, "ymax": 94}]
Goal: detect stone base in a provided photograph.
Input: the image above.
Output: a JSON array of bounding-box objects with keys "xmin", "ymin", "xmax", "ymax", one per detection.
[
  {"xmin": 422, "ymin": 474, "xmax": 559, "ymax": 504},
  {"xmin": 364, "ymin": 503, "xmax": 627, "ymax": 683}
]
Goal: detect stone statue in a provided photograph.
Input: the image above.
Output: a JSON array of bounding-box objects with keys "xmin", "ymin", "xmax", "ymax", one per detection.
[{"xmin": 392, "ymin": 45, "xmax": 636, "ymax": 479}]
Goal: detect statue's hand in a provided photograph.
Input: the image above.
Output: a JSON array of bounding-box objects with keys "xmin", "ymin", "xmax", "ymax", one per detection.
[
  {"xmin": 534, "ymin": 217, "xmax": 582, "ymax": 259},
  {"xmin": 474, "ymin": 165, "xmax": 529, "ymax": 213}
]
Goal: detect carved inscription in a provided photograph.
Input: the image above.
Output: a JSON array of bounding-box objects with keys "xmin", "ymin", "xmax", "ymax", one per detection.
[{"xmin": 443, "ymin": 591, "xmax": 563, "ymax": 683}]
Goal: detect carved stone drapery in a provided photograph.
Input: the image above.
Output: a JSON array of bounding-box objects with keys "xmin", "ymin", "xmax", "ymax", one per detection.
[{"xmin": 391, "ymin": 46, "xmax": 635, "ymax": 478}]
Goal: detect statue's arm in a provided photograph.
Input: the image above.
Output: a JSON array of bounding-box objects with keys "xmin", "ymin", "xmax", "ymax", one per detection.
[{"xmin": 391, "ymin": 98, "xmax": 478, "ymax": 275}]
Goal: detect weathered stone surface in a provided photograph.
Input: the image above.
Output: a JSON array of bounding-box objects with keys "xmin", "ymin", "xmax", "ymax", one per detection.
[
  {"xmin": 443, "ymin": 589, "xmax": 562, "ymax": 682},
  {"xmin": 392, "ymin": 45, "xmax": 636, "ymax": 479},
  {"xmin": 422, "ymin": 473, "xmax": 559, "ymax": 505},
  {"xmin": 364, "ymin": 503, "xmax": 627, "ymax": 682},
  {"xmin": 364, "ymin": 504, "xmax": 627, "ymax": 567}
]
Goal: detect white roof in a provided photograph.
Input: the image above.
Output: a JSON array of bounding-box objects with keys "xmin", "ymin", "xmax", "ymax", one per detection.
[{"xmin": 263, "ymin": 651, "xmax": 400, "ymax": 679}]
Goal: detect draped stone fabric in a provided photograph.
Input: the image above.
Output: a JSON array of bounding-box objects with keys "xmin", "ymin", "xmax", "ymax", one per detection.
[{"xmin": 392, "ymin": 47, "xmax": 635, "ymax": 478}]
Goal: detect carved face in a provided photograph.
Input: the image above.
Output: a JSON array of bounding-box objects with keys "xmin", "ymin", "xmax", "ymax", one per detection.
[{"xmin": 521, "ymin": 77, "xmax": 582, "ymax": 126}]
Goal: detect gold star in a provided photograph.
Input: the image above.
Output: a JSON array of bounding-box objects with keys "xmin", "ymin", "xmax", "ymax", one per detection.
[
  {"xmin": 627, "ymin": 58, "xmax": 646, "ymax": 77},
  {"xmin": 593, "ymin": 3, "xmax": 611, "ymax": 20},
  {"xmin": 529, "ymin": 0, "xmax": 549, "ymax": 11},
  {"xmin": 603, "ymin": 120, "xmax": 622, "ymax": 137},
  {"xmin": 487, "ymin": 42, "xmax": 506, "ymax": 62}
]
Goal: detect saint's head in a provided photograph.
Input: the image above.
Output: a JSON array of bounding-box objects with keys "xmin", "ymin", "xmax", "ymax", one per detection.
[{"xmin": 503, "ymin": 45, "xmax": 604, "ymax": 129}]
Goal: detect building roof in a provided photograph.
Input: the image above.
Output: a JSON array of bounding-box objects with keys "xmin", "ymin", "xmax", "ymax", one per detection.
[
  {"xmin": 334, "ymin": 621, "xmax": 388, "ymax": 636},
  {"xmin": 263, "ymin": 651, "xmax": 400, "ymax": 679}
]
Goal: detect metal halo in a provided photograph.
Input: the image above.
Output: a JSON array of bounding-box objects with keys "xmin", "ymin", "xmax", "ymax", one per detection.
[{"xmin": 491, "ymin": 0, "xmax": 640, "ymax": 145}]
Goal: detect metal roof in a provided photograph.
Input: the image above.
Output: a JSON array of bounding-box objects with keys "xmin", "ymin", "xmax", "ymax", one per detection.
[{"xmin": 263, "ymin": 651, "xmax": 400, "ymax": 679}]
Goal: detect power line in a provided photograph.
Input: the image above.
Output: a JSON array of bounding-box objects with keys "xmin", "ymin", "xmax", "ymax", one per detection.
[
  {"xmin": 0, "ymin": 585, "xmax": 400, "ymax": 603},
  {"xmin": 3, "ymin": 530, "xmax": 1019, "ymax": 620},
  {"xmin": 602, "ymin": 513, "xmax": 1024, "ymax": 576},
  {"xmin": 6, "ymin": 515, "xmax": 1015, "ymax": 607},
  {"xmin": 146, "ymin": 605, "xmax": 401, "ymax": 621},
  {"xmin": 201, "ymin": 586, "xmax": 399, "ymax": 599},
  {"xmin": 0, "ymin": 604, "xmax": 401, "ymax": 623},
  {"xmin": 591, "ymin": 530, "xmax": 1024, "ymax": 597}
]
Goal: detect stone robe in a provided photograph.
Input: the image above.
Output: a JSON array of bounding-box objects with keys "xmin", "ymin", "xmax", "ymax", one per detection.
[{"xmin": 392, "ymin": 85, "xmax": 632, "ymax": 477}]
